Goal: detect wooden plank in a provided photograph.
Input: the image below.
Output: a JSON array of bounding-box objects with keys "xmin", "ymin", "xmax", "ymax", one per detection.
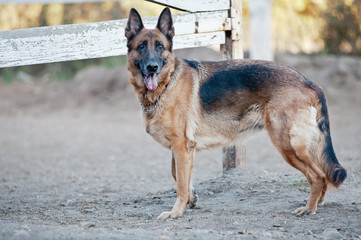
[
  {"xmin": 172, "ymin": 11, "xmax": 230, "ymax": 35},
  {"xmin": 174, "ymin": 31, "xmax": 225, "ymax": 50},
  {"xmin": 147, "ymin": 0, "xmax": 230, "ymax": 12},
  {"xmin": 0, "ymin": 11, "xmax": 229, "ymax": 68},
  {"xmin": 0, "ymin": 20, "xmax": 125, "ymax": 68},
  {"xmin": 0, "ymin": 28, "xmax": 225, "ymax": 68},
  {"xmin": 0, "ymin": 0, "xmax": 230, "ymax": 11}
]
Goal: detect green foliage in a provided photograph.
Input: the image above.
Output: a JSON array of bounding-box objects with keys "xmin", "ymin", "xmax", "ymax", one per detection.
[
  {"xmin": 1, "ymin": 68, "xmax": 15, "ymax": 83},
  {"xmin": 290, "ymin": 178, "xmax": 310, "ymax": 193},
  {"xmin": 290, "ymin": 178, "xmax": 309, "ymax": 187}
]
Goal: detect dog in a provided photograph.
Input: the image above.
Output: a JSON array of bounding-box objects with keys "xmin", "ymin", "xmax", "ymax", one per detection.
[{"xmin": 125, "ymin": 7, "xmax": 347, "ymax": 219}]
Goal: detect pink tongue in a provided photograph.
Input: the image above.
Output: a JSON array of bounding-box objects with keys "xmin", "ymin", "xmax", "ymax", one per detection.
[{"xmin": 144, "ymin": 73, "xmax": 158, "ymax": 90}]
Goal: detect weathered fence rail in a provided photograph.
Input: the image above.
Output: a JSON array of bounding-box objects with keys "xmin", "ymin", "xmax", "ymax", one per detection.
[
  {"xmin": 0, "ymin": 0, "xmax": 244, "ymax": 171},
  {"xmin": 0, "ymin": 10, "xmax": 230, "ymax": 67}
]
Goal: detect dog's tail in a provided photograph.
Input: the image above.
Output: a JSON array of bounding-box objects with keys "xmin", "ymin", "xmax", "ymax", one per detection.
[{"xmin": 312, "ymin": 81, "xmax": 347, "ymax": 188}]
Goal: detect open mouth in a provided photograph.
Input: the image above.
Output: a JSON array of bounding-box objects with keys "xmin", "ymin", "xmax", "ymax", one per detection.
[{"xmin": 144, "ymin": 73, "xmax": 158, "ymax": 91}]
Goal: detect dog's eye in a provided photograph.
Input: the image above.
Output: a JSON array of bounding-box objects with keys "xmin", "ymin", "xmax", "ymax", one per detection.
[
  {"xmin": 137, "ymin": 41, "xmax": 147, "ymax": 50},
  {"xmin": 156, "ymin": 41, "xmax": 164, "ymax": 50}
]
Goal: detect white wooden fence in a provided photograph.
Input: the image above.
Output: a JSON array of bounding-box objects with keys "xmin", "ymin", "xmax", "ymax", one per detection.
[{"xmin": 0, "ymin": 0, "xmax": 244, "ymax": 171}]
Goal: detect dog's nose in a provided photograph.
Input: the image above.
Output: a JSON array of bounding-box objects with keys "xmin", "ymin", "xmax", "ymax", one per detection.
[{"xmin": 147, "ymin": 64, "xmax": 158, "ymax": 73}]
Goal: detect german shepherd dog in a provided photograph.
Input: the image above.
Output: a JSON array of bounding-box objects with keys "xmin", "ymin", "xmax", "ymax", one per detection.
[{"xmin": 125, "ymin": 7, "xmax": 347, "ymax": 219}]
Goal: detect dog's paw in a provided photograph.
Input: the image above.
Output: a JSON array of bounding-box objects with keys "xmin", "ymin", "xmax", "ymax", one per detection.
[
  {"xmin": 318, "ymin": 198, "xmax": 325, "ymax": 207},
  {"xmin": 189, "ymin": 189, "xmax": 198, "ymax": 209},
  {"xmin": 157, "ymin": 210, "xmax": 183, "ymax": 220},
  {"xmin": 157, "ymin": 211, "xmax": 171, "ymax": 220},
  {"xmin": 293, "ymin": 206, "xmax": 316, "ymax": 216}
]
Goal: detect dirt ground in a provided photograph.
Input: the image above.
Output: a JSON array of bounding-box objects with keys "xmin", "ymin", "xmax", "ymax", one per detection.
[{"xmin": 0, "ymin": 50, "xmax": 361, "ymax": 239}]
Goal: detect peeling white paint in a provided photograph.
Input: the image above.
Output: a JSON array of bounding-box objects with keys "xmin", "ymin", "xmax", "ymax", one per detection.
[{"xmin": 0, "ymin": 11, "xmax": 229, "ymax": 67}]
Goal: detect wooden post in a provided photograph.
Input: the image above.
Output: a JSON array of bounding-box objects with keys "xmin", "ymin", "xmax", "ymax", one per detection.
[{"xmin": 220, "ymin": 0, "xmax": 246, "ymax": 173}]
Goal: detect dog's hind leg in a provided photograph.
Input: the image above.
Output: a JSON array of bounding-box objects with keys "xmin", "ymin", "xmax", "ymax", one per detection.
[
  {"xmin": 318, "ymin": 183, "xmax": 328, "ymax": 207},
  {"xmin": 265, "ymin": 105, "xmax": 327, "ymax": 215},
  {"xmin": 171, "ymin": 154, "xmax": 176, "ymax": 182},
  {"xmin": 187, "ymin": 147, "xmax": 198, "ymax": 209},
  {"xmin": 284, "ymin": 150, "xmax": 326, "ymax": 215}
]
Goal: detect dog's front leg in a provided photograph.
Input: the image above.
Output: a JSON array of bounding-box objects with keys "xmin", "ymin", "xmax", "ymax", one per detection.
[{"xmin": 158, "ymin": 140, "xmax": 193, "ymax": 219}]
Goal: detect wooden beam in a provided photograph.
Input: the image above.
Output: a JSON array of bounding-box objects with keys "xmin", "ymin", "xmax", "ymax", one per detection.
[
  {"xmin": 221, "ymin": 0, "xmax": 246, "ymax": 172},
  {"xmin": 0, "ymin": 11, "xmax": 230, "ymax": 68},
  {"xmin": 222, "ymin": 142, "xmax": 246, "ymax": 172},
  {"xmin": 146, "ymin": 0, "xmax": 230, "ymax": 12},
  {"xmin": 230, "ymin": 0, "xmax": 243, "ymax": 59},
  {"xmin": 0, "ymin": 0, "xmax": 230, "ymax": 8}
]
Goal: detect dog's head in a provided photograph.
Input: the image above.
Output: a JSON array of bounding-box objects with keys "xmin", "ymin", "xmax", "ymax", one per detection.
[{"xmin": 125, "ymin": 8, "xmax": 175, "ymax": 92}]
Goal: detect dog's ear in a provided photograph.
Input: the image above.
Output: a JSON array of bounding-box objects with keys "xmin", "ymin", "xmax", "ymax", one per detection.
[
  {"xmin": 125, "ymin": 8, "xmax": 144, "ymax": 40},
  {"xmin": 156, "ymin": 7, "xmax": 175, "ymax": 40}
]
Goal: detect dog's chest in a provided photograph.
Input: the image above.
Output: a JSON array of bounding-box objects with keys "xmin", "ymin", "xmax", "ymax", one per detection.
[{"xmin": 145, "ymin": 117, "xmax": 172, "ymax": 149}]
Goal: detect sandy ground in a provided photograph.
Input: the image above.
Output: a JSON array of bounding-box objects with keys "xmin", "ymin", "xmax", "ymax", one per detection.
[{"xmin": 0, "ymin": 50, "xmax": 361, "ymax": 239}]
